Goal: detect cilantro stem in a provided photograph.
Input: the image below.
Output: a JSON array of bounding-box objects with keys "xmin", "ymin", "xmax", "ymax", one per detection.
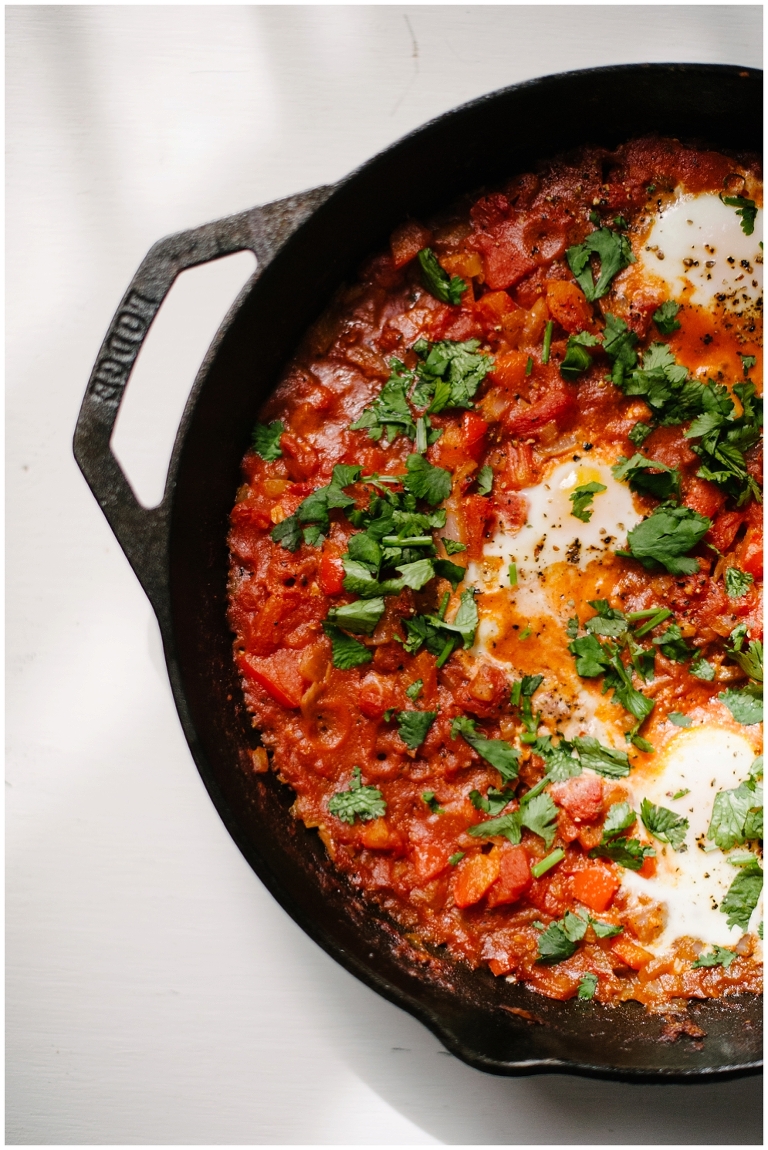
[
  {"xmin": 626, "ymin": 608, "xmax": 665, "ymax": 620},
  {"xmin": 382, "ymin": 535, "xmax": 433, "ymax": 546},
  {"xmin": 542, "ymin": 321, "xmax": 554, "ymax": 365},
  {"xmin": 531, "ymin": 848, "xmax": 565, "ymax": 878},
  {"xmin": 361, "ymin": 474, "xmax": 400, "ymax": 484},
  {"xmin": 437, "ymin": 591, "xmax": 450, "ymax": 620},
  {"xmin": 520, "ymin": 732, "xmax": 538, "ymax": 745},
  {"xmin": 510, "ymin": 681, "xmax": 522, "ymax": 707},
  {"xmin": 508, "ymin": 562, "xmax": 518, "ymax": 587},
  {"xmin": 525, "ymin": 356, "xmax": 533, "ymax": 376},
  {"xmin": 633, "ymin": 608, "xmax": 672, "ymax": 637},
  {"xmin": 436, "ymin": 636, "xmax": 456, "ymax": 669}
]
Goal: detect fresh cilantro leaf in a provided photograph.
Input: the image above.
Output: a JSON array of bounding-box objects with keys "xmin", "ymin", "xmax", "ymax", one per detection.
[
  {"xmin": 708, "ymin": 777, "xmax": 761, "ymax": 850},
  {"xmin": 326, "ymin": 597, "xmax": 385, "ymax": 635},
  {"xmin": 251, "ymin": 419, "xmax": 284, "ymax": 460},
  {"xmin": 430, "ymin": 588, "xmax": 479, "ymax": 649},
  {"xmin": 612, "ymin": 453, "xmax": 680, "ymax": 500},
  {"xmin": 584, "ymin": 600, "xmax": 628, "ymax": 638},
  {"xmin": 405, "ymin": 679, "xmax": 423, "ymax": 701},
  {"xmin": 443, "ymin": 538, "xmax": 467, "ymax": 555},
  {"xmin": 422, "ymin": 791, "xmax": 443, "ymax": 814},
  {"xmin": 469, "ymin": 785, "xmax": 515, "ymax": 816},
  {"xmin": 729, "ymin": 639, "xmax": 763, "ymax": 683},
  {"xmin": 468, "ymin": 810, "xmax": 522, "ymax": 845},
  {"xmin": 433, "ymin": 558, "xmax": 466, "ymax": 589},
  {"xmin": 395, "ymin": 558, "xmax": 436, "ymax": 591},
  {"xmin": 417, "ymin": 247, "xmax": 468, "ymax": 305},
  {"xmin": 652, "ymin": 624, "xmax": 695, "ymax": 664},
  {"xmin": 725, "ymin": 566, "xmax": 754, "ymax": 599},
  {"xmin": 568, "ymin": 633, "xmax": 612, "ymax": 677},
  {"xmin": 537, "ymin": 921, "xmax": 578, "ymax": 964},
  {"xmin": 719, "ymin": 688, "xmax": 763, "ymax": 726},
  {"xmin": 719, "ymin": 193, "xmax": 758, "ymax": 236},
  {"xmin": 412, "ymin": 338, "xmax": 493, "ymax": 412},
  {"xmin": 653, "ymin": 300, "xmax": 681, "ymax": 335},
  {"xmin": 590, "ymin": 919, "xmax": 623, "ymax": 939},
  {"xmin": 403, "ymin": 453, "xmax": 452, "ymax": 506},
  {"xmin": 740, "ymin": 354, "xmax": 756, "ymax": 376},
  {"xmin": 562, "ymin": 910, "xmax": 589, "ymax": 942},
  {"xmin": 566, "ymin": 228, "xmax": 636, "ymax": 302},
  {"xmin": 271, "ymin": 514, "xmax": 302, "ymax": 552},
  {"xmin": 342, "ymin": 558, "xmax": 403, "ymax": 599},
  {"xmin": 602, "ymin": 313, "xmax": 639, "ymax": 386},
  {"xmin": 618, "ymin": 504, "xmax": 711, "ymax": 575},
  {"xmin": 449, "ymin": 851, "xmax": 465, "ymax": 865},
  {"xmin": 396, "ymin": 709, "xmax": 438, "ymax": 750},
  {"xmin": 571, "ymin": 736, "xmax": 631, "ymax": 778},
  {"xmin": 521, "ymin": 792, "xmax": 559, "ymax": 847},
  {"xmin": 322, "ymin": 622, "xmax": 373, "ymax": 669},
  {"xmin": 521, "ymin": 674, "xmax": 544, "ymax": 696},
  {"xmin": 692, "ymin": 946, "xmax": 737, "ymax": 969},
  {"xmin": 328, "ymin": 767, "xmax": 386, "ymax": 824},
  {"xmin": 628, "ymin": 421, "xmax": 653, "ymax": 448},
  {"xmin": 720, "ymin": 859, "xmax": 763, "ymax": 930},
  {"xmin": 685, "ymin": 379, "xmax": 762, "ymax": 506},
  {"xmin": 690, "ymin": 652, "xmax": 716, "ymax": 681},
  {"xmin": 476, "ymin": 465, "xmax": 494, "ymax": 495},
  {"xmin": 350, "ymin": 360, "xmax": 417, "ymax": 443},
  {"xmin": 451, "ymin": 715, "xmax": 520, "ymax": 781},
  {"xmin": 668, "ymin": 712, "xmax": 692, "ymax": 727},
  {"xmin": 570, "ymin": 481, "xmax": 607, "ymax": 523},
  {"xmin": 589, "ymin": 837, "xmax": 655, "ymax": 870},
  {"xmin": 640, "ymin": 798, "xmax": 688, "ymax": 851},
  {"xmin": 602, "ymin": 801, "xmax": 636, "ymax": 839},
  {"xmin": 560, "ymin": 331, "xmax": 600, "ymax": 381}
]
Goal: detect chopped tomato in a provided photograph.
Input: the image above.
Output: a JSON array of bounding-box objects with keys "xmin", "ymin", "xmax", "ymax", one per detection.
[
  {"xmin": 452, "ymin": 852, "xmax": 500, "ymax": 908},
  {"xmin": 504, "ymin": 372, "xmax": 575, "ymax": 436},
  {"xmin": 458, "ymin": 493, "xmax": 491, "ymax": 560},
  {"xmin": 683, "ymin": 477, "xmax": 726, "ymax": 521},
  {"xmin": 389, "ymin": 219, "xmax": 432, "ymax": 268},
  {"xmin": 570, "ymin": 865, "xmax": 620, "ymax": 913},
  {"xmin": 707, "ymin": 509, "xmax": 746, "ymax": 553},
  {"xmin": 739, "ymin": 520, "xmax": 763, "ymax": 580},
  {"xmin": 611, "ymin": 937, "xmax": 653, "ymax": 970},
  {"xmin": 238, "ymin": 648, "xmax": 305, "ymax": 709},
  {"xmin": 486, "ymin": 845, "xmax": 531, "ymax": 907},
  {"xmin": 318, "ymin": 548, "xmax": 345, "ymax": 595},
  {"xmin": 545, "ymin": 280, "xmax": 594, "ymax": 333},
  {"xmin": 461, "ymin": 411, "xmax": 488, "ymax": 459},
  {"xmin": 550, "ymin": 775, "xmax": 604, "ymax": 823},
  {"xmin": 358, "ymin": 673, "xmax": 392, "ymax": 719},
  {"xmin": 469, "ymin": 206, "xmax": 537, "ymax": 290}
]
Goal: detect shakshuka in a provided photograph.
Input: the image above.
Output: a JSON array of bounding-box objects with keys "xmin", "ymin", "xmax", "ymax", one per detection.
[{"xmin": 228, "ymin": 137, "xmax": 763, "ymax": 1011}]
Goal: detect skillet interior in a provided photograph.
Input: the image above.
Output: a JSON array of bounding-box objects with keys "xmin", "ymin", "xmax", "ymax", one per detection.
[{"xmin": 164, "ymin": 64, "xmax": 763, "ymax": 1078}]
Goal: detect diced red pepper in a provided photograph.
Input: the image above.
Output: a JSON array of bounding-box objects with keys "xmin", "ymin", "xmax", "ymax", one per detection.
[
  {"xmin": 461, "ymin": 410, "xmax": 488, "ymax": 459},
  {"xmin": 238, "ymin": 649, "xmax": 305, "ymax": 709},
  {"xmin": 545, "ymin": 280, "xmax": 594, "ymax": 334},
  {"xmin": 452, "ymin": 852, "xmax": 500, "ymax": 908},
  {"xmin": 570, "ymin": 865, "xmax": 620, "ymax": 913}
]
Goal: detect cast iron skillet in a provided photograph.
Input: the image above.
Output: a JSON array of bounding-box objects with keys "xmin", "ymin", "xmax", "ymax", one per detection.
[{"xmin": 74, "ymin": 64, "xmax": 763, "ymax": 1081}]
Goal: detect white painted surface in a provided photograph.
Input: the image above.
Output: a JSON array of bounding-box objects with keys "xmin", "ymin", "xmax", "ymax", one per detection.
[{"xmin": 7, "ymin": 6, "xmax": 763, "ymax": 1144}]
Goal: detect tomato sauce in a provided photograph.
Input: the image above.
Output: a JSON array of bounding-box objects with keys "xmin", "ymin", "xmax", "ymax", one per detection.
[{"xmin": 228, "ymin": 138, "xmax": 763, "ymax": 1011}]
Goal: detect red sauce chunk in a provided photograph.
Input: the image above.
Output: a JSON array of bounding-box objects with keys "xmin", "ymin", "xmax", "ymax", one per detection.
[{"xmin": 228, "ymin": 138, "xmax": 763, "ymax": 1011}]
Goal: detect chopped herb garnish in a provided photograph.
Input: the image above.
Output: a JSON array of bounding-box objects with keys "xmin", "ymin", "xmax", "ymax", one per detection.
[
  {"xmin": 326, "ymin": 597, "xmax": 385, "ymax": 635},
  {"xmin": 570, "ymin": 481, "xmax": 607, "ymax": 523},
  {"xmin": 451, "ymin": 715, "xmax": 520, "ymax": 781},
  {"xmin": 525, "ymin": 355, "xmax": 533, "ymax": 376},
  {"xmin": 448, "ymin": 851, "xmax": 465, "ymax": 866},
  {"xmin": 690, "ymin": 652, "xmax": 716, "ymax": 681},
  {"xmin": 719, "ymin": 193, "xmax": 758, "ymax": 236},
  {"xmin": 443, "ymin": 538, "xmax": 467, "ymax": 555},
  {"xmin": 612, "ymin": 453, "xmax": 680, "ymax": 500},
  {"xmin": 720, "ymin": 858, "xmax": 763, "ymax": 931},
  {"xmin": 588, "ymin": 802, "xmax": 655, "ymax": 870},
  {"xmin": 617, "ymin": 503, "xmax": 711, "ymax": 575},
  {"xmin": 566, "ymin": 227, "xmax": 635, "ymax": 301},
  {"xmin": 740, "ymin": 354, "xmax": 757, "ymax": 376},
  {"xmin": 719, "ymin": 687, "xmax": 763, "ymax": 726},
  {"xmin": 541, "ymin": 320, "xmax": 554, "ymax": 365},
  {"xmin": 405, "ymin": 679, "xmax": 423, "ymax": 701},
  {"xmin": 422, "ymin": 791, "xmax": 444, "ymax": 814},
  {"xmin": 707, "ymin": 765, "xmax": 763, "ymax": 851},
  {"xmin": 531, "ymin": 848, "xmax": 565, "ymax": 878},
  {"xmin": 396, "ymin": 709, "xmax": 438, "ymax": 750},
  {"xmin": 476, "ymin": 465, "xmax": 494, "ymax": 495},
  {"xmin": 508, "ymin": 562, "xmax": 518, "ymax": 587},
  {"xmin": 322, "ymin": 622, "xmax": 373, "ymax": 669},
  {"xmin": 560, "ymin": 331, "xmax": 600, "ymax": 381},
  {"xmin": 403, "ymin": 453, "xmax": 452, "ymax": 506},
  {"xmin": 328, "ymin": 767, "xmax": 386, "ymax": 824},
  {"xmin": 577, "ymin": 973, "xmax": 598, "ymax": 999},
  {"xmin": 251, "ymin": 419, "xmax": 284, "ymax": 460},
  {"xmin": 640, "ymin": 798, "xmax": 688, "ymax": 851},
  {"xmin": 417, "ymin": 247, "xmax": 468, "ymax": 305},
  {"xmin": 668, "ymin": 712, "xmax": 691, "ymax": 727},
  {"xmin": 692, "ymin": 945, "xmax": 737, "ymax": 970},
  {"xmin": 725, "ymin": 566, "xmax": 754, "ymax": 599},
  {"xmin": 652, "ymin": 300, "xmax": 681, "ymax": 335}
]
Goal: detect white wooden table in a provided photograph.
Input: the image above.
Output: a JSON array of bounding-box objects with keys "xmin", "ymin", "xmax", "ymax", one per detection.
[{"xmin": 7, "ymin": 6, "xmax": 763, "ymax": 1143}]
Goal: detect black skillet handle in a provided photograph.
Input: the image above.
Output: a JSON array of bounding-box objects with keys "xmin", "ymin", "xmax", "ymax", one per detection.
[{"xmin": 73, "ymin": 185, "xmax": 334, "ymax": 618}]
